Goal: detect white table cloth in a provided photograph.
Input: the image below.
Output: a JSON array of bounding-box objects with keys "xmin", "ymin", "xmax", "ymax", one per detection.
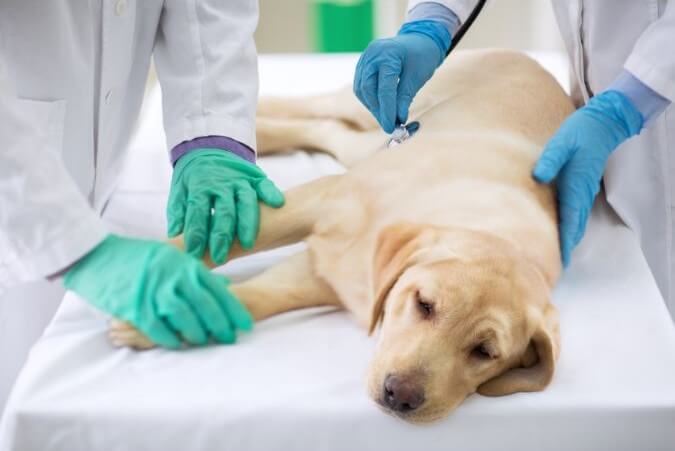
[{"xmin": 1, "ymin": 54, "xmax": 674, "ymax": 451}]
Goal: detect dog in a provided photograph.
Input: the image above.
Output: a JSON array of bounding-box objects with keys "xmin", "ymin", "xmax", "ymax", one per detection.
[{"xmin": 110, "ymin": 49, "xmax": 574, "ymax": 423}]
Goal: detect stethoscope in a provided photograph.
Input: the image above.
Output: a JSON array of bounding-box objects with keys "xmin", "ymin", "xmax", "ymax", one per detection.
[
  {"xmin": 448, "ymin": 0, "xmax": 487, "ymax": 54},
  {"xmin": 386, "ymin": 0, "xmax": 487, "ymax": 148}
]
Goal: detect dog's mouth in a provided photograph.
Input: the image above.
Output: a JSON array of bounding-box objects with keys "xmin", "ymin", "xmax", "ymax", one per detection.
[
  {"xmin": 374, "ymin": 397, "xmax": 448, "ymax": 424},
  {"xmin": 375, "ymin": 396, "xmax": 413, "ymax": 420}
]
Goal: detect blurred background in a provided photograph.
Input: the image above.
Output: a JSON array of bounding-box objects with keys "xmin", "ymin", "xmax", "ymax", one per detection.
[{"xmin": 255, "ymin": 0, "xmax": 566, "ymax": 55}]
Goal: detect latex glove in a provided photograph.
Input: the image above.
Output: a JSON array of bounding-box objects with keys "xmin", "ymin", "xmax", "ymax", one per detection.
[
  {"xmin": 64, "ymin": 234, "xmax": 253, "ymax": 348},
  {"xmin": 533, "ymin": 91, "xmax": 643, "ymax": 267},
  {"xmin": 167, "ymin": 150, "xmax": 284, "ymax": 265},
  {"xmin": 354, "ymin": 23, "xmax": 447, "ymax": 133}
]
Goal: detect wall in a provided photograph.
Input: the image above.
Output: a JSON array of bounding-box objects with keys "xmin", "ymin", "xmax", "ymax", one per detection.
[
  {"xmin": 255, "ymin": 0, "xmax": 311, "ymax": 53},
  {"xmin": 255, "ymin": 0, "xmax": 565, "ymax": 54}
]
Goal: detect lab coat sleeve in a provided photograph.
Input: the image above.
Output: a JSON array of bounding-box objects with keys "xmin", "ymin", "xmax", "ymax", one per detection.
[
  {"xmin": 0, "ymin": 52, "xmax": 108, "ymax": 291},
  {"xmin": 624, "ymin": 1, "xmax": 675, "ymax": 102},
  {"xmin": 153, "ymin": 0, "xmax": 259, "ymax": 153},
  {"xmin": 407, "ymin": 0, "xmax": 481, "ymax": 24}
]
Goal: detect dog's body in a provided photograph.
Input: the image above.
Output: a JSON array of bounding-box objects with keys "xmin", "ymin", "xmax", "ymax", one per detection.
[{"xmin": 111, "ymin": 49, "xmax": 574, "ymax": 423}]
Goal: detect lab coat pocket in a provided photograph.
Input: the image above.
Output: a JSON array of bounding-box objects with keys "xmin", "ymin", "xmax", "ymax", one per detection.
[{"xmin": 14, "ymin": 98, "xmax": 67, "ymax": 156}]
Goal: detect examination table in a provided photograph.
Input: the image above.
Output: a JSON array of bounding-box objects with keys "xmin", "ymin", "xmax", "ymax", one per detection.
[{"xmin": 1, "ymin": 54, "xmax": 674, "ymax": 451}]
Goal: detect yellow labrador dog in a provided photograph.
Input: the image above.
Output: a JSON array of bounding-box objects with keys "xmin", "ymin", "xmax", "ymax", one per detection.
[{"xmin": 111, "ymin": 49, "xmax": 573, "ymax": 423}]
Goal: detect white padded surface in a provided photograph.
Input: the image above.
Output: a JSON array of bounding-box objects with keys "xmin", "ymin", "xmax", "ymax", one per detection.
[{"xmin": 1, "ymin": 53, "xmax": 674, "ymax": 451}]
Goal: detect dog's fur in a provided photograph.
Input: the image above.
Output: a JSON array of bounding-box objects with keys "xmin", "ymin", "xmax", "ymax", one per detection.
[{"xmin": 110, "ymin": 49, "xmax": 574, "ymax": 423}]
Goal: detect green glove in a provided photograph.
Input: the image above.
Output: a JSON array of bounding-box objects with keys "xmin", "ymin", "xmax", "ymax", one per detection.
[
  {"xmin": 64, "ymin": 234, "xmax": 253, "ymax": 349},
  {"xmin": 167, "ymin": 149, "xmax": 285, "ymax": 264}
]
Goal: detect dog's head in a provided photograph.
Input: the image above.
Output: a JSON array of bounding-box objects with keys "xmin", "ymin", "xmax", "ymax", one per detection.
[{"xmin": 367, "ymin": 222, "xmax": 559, "ymax": 423}]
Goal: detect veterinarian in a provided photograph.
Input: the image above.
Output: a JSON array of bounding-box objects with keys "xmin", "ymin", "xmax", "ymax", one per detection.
[
  {"xmin": 0, "ymin": 1, "xmax": 279, "ymax": 349},
  {"xmin": 354, "ymin": 0, "xmax": 675, "ymax": 320}
]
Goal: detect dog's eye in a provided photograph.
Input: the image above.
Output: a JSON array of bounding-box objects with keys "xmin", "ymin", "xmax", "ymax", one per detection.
[
  {"xmin": 470, "ymin": 343, "xmax": 494, "ymax": 360},
  {"xmin": 415, "ymin": 291, "xmax": 434, "ymax": 318}
]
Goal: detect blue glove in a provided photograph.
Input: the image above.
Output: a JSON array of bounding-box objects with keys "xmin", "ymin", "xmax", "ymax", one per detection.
[
  {"xmin": 353, "ymin": 21, "xmax": 451, "ymax": 133},
  {"xmin": 533, "ymin": 91, "xmax": 643, "ymax": 267}
]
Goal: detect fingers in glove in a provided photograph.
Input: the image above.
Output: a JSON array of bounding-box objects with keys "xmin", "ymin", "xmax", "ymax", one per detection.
[
  {"xmin": 377, "ymin": 60, "xmax": 402, "ymax": 134},
  {"xmin": 356, "ymin": 64, "xmax": 381, "ymax": 124},
  {"xmin": 184, "ymin": 191, "xmax": 212, "ymax": 260},
  {"xmin": 141, "ymin": 318, "xmax": 182, "ymax": 349},
  {"xmin": 256, "ymin": 179, "xmax": 285, "ymax": 208},
  {"xmin": 164, "ymin": 303, "xmax": 209, "ymax": 346},
  {"xmin": 556, "ymin": 170, "xmax": 592, "ymax": 268},
  {"xmin": 155, "ymin": 281, "xmax": 208, "ymax": 346},
  {"xmin": 234, "ymin": 182, "xmax": 259, "ymax": 250},
  {"xmin": 209, "ymin": 188, "xmax": 236, "ymax": 265},
  {"xmin": 166, "ymin": 184, "xmax": 187, "ymax": 238},
  {"xmin": 557, "ymin": 199, "xmax": 580, "ymax": 268},
  {"xmin": 199, "ymin": 267, "xmax": 253, "ymax": 332},
  {"xmin": 396, "ymin": 65, "xmax": 418, "ymax": 126},
  {"xmin": 354, "ymin": 52, "xmax": 375, "ymax": 113},
  {"xmin": 533, "ymin": 137, "xmax": 576, "ymax": 183},
  {"xmin": 183, "ymin": 272, "xmax": 236, "ymax": 344}
]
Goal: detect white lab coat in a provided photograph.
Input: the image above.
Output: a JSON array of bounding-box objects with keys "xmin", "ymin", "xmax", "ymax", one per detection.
[
  {"xmin": 0, "ymin": 0, "xmax": 259, "ymax": 291},
  {"xmin": 550, "ymin": 0, "xmax": 675, "ymax": 320},
  {"xmin": 410, "ymin": 0, "xmax": 675, "ymax": 319}
]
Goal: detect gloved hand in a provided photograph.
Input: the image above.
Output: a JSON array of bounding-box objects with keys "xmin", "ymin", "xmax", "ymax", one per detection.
[
  {"xmin": 354, "ymin": 22, "xmax": 448, "ymax": 133},
  {"xmin": 64, "ymin": 234, "xmax": 253, "ymax": 349},
  {"xmin": 167, "ymin": 150, "xmax": 284, "ymax": 265},
  {"xmin": 533, "ymin": 90, "xmax": 643, "ymax": 267}
]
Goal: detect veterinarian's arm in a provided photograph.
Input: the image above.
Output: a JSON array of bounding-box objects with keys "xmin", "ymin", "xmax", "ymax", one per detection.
[
  {"xmin": 533, "ymin": 3, "xmax": 675, "ymax": 267},
  {"xmin": 354, "ymin": 2, "xmax": 472, "ymax": 133},
  {"xmin": 621, "ymin": 1, "xmax": 675, "ymax": 106},
  {"xmin": 154, "ymin": 0, "xmax": 284, "ymax": 265},
  {"xmin": 607, "ymin": 0, "xmax": 675, "ymax": 126}
]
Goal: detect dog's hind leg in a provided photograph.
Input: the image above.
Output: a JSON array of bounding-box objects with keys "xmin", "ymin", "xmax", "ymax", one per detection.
[
  {"xmin": 109, "ymin": 251, "xmax": 340, "ymax": 349},
  {"xmin": 256, "ymin": 116, "xmax": 386, "ymax": 168},
  {"xmin": 256, "ymin": 86, "xmax": 388, "ymax": 167},
  {"xmin": 258, "ymin": 87, "xmax": 378, "ymax": 131}
]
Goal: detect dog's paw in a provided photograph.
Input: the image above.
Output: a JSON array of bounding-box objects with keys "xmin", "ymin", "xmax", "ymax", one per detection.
[{"xmin": 108, "ymin": 319, "xmax": 156, "ymax": 350}]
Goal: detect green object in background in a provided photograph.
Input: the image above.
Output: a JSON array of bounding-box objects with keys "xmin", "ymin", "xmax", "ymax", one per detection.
[{"xmin": 312, "ymin": 0, "xmax": 374, "ymax": 53}]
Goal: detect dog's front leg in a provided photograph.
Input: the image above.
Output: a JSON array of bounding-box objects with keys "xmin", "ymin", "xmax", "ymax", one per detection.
[
  {"xmin": 108, "ymin": 175, "xmax": 344, "ymax": 349},
  {"xmin": 108, "ymin": 251, "xmax": 340, "ymax": 349},
  {"xmin": 167, "ymin": 173, "xmax": 343, "ymax": 265}
]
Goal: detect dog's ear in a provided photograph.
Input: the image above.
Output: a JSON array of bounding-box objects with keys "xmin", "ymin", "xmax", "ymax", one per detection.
[
  {"xmin": 478, "ymin": 303, "xmax": 560, "ymax": 396},
  {"xmin": 369, "ymin": 222, "xmax": 428, "ymax": 335}
]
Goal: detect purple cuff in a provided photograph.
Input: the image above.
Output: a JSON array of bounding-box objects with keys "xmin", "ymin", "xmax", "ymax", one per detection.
[{"xmin": 170, "ymin": 136, "xmax": 256, "ymax": 166}]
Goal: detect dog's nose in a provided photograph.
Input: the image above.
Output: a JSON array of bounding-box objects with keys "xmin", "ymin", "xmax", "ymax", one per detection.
[{"xmin": 383, "ymin": 374, "xmax": 425, "ymax": 413}]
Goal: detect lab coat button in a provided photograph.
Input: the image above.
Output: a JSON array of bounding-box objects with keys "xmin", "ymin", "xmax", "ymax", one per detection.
[{"xmin": 115, "ymin": 0, "xmax": 127, "ymax": 16}]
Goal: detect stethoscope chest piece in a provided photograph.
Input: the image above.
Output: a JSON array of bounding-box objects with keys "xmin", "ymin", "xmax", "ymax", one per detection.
[{"xmin": 386, "ymin": 121, "xmax": 421, "ymax": 148}]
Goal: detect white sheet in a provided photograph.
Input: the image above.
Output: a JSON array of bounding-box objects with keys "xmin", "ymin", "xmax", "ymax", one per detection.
[{"xmin": 2, "ymin": 53, "xmax": 675, "ymax": 451}]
